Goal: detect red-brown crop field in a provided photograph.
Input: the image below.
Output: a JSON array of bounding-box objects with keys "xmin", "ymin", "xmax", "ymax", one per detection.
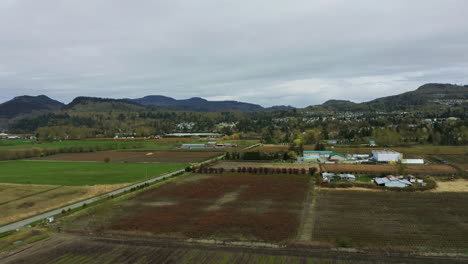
[
  {"xmin": 313, "ymin": 190, "xmax": 468, "ymax": 252},
  {"xmin": 121, "ymin": 151, "xmax": 222, "ymax": 163},
  {"xmin": 102, "ymin": 173, "xmax": 309, "ymax": 242},
  {"xmin": 30, "ymin": 151, "xmax": 221, "ymax": 163},
  {"xmin": 322, "ymin": 164, "xmax": 457, "ymax": 175}
]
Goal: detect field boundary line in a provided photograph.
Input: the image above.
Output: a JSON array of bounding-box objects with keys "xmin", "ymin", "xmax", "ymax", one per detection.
[
  {"xmin": 240, "ymin": 143, "xmax": 262, "ymax": 151},
  {"xmin": 297, "ymin": 178, "xmax": 317, "ymax": 241},
  {"xmin": 0, "ymin": 186, "xmax": 62, "ymax": 206}
]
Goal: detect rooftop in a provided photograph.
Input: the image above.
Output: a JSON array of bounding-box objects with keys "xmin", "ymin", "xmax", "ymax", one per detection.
[{"xmin": 372, "ymin": 149, "xmax": 401, "ymax": 154}]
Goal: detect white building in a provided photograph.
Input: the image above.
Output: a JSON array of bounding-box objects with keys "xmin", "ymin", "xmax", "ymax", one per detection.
[
  {"xmin": 402, "ymin": 159, "xmax": 424, "ymax": 165},
  {"xmin": 372, "ymin": 150, "xmax": 402, "ymax": 163}
]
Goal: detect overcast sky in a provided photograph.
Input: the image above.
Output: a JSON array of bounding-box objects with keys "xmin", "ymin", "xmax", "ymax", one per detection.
[{"xmin": 1, "ymin": 0, "xmax": 467, "ymax": 107}]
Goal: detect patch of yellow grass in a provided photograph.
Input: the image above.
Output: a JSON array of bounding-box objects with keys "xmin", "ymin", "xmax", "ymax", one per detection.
[
  {"xmin": 0, "ymin": 183, "xmax": 129, "ymax": 226},
  {"xmin": 432, "ymin": 180, "xmax": 468, "ymax": 193}
]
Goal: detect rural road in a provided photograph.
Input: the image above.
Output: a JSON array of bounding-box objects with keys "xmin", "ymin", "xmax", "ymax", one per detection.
[
  {"xmin": 0, "ymin": 168, "xmax": 187, "ymax": 233},
  {"xmin": 0, "ymin": 150, "xmax": 230, "ymax": 234}
]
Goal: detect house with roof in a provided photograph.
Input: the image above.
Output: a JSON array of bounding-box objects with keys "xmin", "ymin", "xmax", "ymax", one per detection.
[
  {"xmin": 373, "ymin": 175, "xmax": 414, "ymax": 188},
  {"xmin": 303, "ymin": 151, "xmax": 334, "ymax": 162},
  {"xmin": 321, "ymin": 172, "xmax": 356, "ymax": 183},
  {"xmin": 329, "ymin": 153, "xmax": 347, "ymax": 162}
]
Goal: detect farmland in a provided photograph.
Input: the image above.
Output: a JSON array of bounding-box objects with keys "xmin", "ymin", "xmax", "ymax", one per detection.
[
  {"xmin": 312, "ymin": 190, "xmax": 468, "ymax": 252},
  {"xmin": 212, "ymin": 161, "xmax": 320, "ymax": 170},
  {"xmin": 248, "ymin": 144, "xmax": 316, "ymax": 152},
  {"xmin": 321, "ymin": 164, "xmax": 457, "ymax": 175},
  {"xmin": 0, "ymin": 140, "xmax": 148, "ymax": 151},
  {"xmin": 29, "ymin": 150, "xmax": 221, "ymax": 163},
  {"xmin": 0, "ymin": 184, "xmax": 129, "ymax": 226},
  {"xmin": 65, "ymin": 173, "xmax": 310, "ymax": 242},
  {"xmin": 7, "ymin": 234, "xmax": 464, "ymax": 264},
  {"xmin": 120, "ymin": 151, "xmax": 223, "ymax": 163},
  {"xmin": 0, "ymin": 161, "xmax": 188, "ymax": 185}
]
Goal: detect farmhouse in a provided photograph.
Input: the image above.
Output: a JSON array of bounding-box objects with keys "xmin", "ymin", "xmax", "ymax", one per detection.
[
  {"xmin": 303, "ymin": 151, "xmax": 333, "ymax": 162},
  {"xmin": 373, "ymin": 175, "xmax": 415, "ymax": 188},
  {"xmin": 372, "ymin": 149, "xmax": 402, "ymax": 163},
  {"xmin": 329, "ymin": 153, "xmax": 347, "ymax": 162},
  {"xmin": 321, "ymin": 172, "xmax": 356, "ymax": 183}
]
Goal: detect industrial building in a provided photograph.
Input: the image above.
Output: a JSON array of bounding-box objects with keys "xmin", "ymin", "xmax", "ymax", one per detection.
[{"xmin": 372, "ymin": 149, "xmax": 402, "ymax": 163}]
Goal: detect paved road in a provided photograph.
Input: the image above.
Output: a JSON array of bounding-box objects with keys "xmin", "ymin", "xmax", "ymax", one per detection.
[{"xmin": 0, "ymin": 168, "xmax": 185, "ymax": 233}]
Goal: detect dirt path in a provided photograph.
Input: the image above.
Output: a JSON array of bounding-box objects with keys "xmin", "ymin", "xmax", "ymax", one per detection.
[{"xmin": 297, "ymin": 178, "xmax": 317, "ymax": 241}]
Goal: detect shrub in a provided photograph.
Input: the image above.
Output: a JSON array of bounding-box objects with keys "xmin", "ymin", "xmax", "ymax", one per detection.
[{"xmin": 336, "ymin": 236, "xmax": 353, "ymax": 248}]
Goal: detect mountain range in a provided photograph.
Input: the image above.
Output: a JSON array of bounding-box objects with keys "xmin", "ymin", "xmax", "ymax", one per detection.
[{"xmin": 1, "ymin": 83, "xmax": 467, "ymax": 120}]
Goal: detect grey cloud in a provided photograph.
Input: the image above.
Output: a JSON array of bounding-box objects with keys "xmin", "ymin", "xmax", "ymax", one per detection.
[{"xmin": 0, "ymin": 0, "xmax": 468, "ymax": 107}]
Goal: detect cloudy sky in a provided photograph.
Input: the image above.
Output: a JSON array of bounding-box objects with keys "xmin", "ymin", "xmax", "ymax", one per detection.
[{"xmin": 1, "ymin": 0, "xmax": 467, "ymax": 107}]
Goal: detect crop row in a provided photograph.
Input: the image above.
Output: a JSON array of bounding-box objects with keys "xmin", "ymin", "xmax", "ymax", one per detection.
[
  {"xmin": 194, "ymin": 167, "xmax": 318, "ymax": 175},
  {"xmin": 322, "ymin": 164, "xmax": 457, "ymax": 176}
]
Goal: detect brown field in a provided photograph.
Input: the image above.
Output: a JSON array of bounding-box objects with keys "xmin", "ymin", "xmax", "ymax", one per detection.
[
  {"xmin": 0, "ymin": 184, "xmax": 128, "ymax": 226},
  {"xmin": 67, "ymin": 173, "xmax": 309, "ymax": 242},
  {"xmin": 322, "ymin": 164, "xmax": 457, "ymax": 175},
  {"xmin": 212, "ymin": 161, "xmax": 320, "ymax": 170},
  {"xmin": 312, "ymin": 189, "xmax": 468, "ymax": 251},
  {"xmin": 30, "ymin": 151, "xmax": 221, "ymax": 163},
  {"xmin": 7, "ymin": 233, "xmax": 463, "ymax": 264},
  {"xmin": 121, "ymin": 151, "xmax": 222, "ymax": 163}
]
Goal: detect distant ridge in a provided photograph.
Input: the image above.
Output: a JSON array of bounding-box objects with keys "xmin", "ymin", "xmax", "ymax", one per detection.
[
  {"xmin": 309, "ymin": 83, "xmax": 468, "ymax": 111},
  {"xmin": 1, "ymin": 83, "xmax": 466, "ymax": 117},
  {"xmin": 129, "ymin": 95, "xmax": 265, "ymax": 112},
  {"xmin": 0, "ymin": 95, "xmax": 64, "ymax": 118}
]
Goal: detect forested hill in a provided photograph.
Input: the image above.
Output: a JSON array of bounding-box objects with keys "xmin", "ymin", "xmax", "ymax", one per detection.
[
  {"xmin": 308, "ymin": 83, "xmax": 468, "ymax": 112},
  {"xmin": 365, "ymin": 83, "xmax": 468, "ymax": 111},
  {"xmin": 129, "ymin": 95, "xmax": 265, "ymax": 112},
  {"xmin": 65, "ymin": 97, "xmax": 147, "ymax": 112},
  {"xmin": 0, "ymin": 95, "xmax": 64, "ymax": 118}
]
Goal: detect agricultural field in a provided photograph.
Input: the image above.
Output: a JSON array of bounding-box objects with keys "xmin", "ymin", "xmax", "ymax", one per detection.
[
  {"xmin": 29, "ymin": 151, "xmax": 144, "ymax": 162},
  {"xmin": 312, "ymin": 190, "xmax": 468, "ymax": 252},
  {"xmin": 0, "ymin": 228, "xmax": 49, "ymax": 253},
  {"xmin": 64, "ymin": 173, "xmax": 310, "ymax": 242},
  {"xmin": 0, "ymin": 183, "xmax": 129, "ymax": 226},
  {"xmin": 0, "ymin": 140, "xmax": 147, "ymax": 151},
  {"xmin": 0, "ymin": 184, "xmax": 56, "ymax": 203},
  {"xmin": 248, "ymin": 144, "xmax": 315, "ymax": 152},
  {"xmin": 7, "ymin": 234, "xmax": 460, "ymax": 264},
  {"xmin": 120, "ymin": 151, "xmax": 223, "ymax": 163},
  {"xmin": 212, "ymin": 161, "xmax": 320, "ymax": 170},
  {"xmin": 322, "ymin": 164, "xmax": 457, "ymax": 175},
  {"xmin": 0, "ymin": 161, "xmax": 188, "ymax": 185}
]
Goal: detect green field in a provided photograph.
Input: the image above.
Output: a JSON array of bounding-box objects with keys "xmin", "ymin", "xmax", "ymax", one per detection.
[
  {"xmin": 0, "ymin": 140, "xmax": 149, "ymax": 150},
  {"xmin": 0, "ymin": 161, "xmax": 188, "ymax": 186}
]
